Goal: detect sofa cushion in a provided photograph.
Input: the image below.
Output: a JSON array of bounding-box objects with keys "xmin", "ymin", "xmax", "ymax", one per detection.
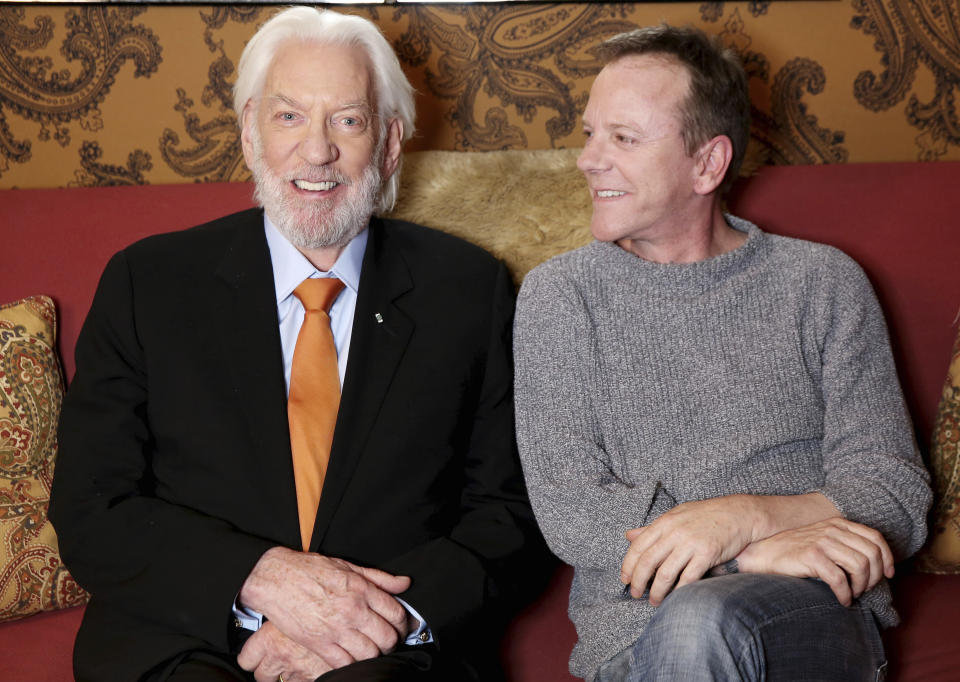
[
  {"xmin": 918, "ymin": 326, "xmax": 960, "ymax": 573},
  {"xmin": 0, "ymin": 295, "xmax": 88, "ymax": 621}
]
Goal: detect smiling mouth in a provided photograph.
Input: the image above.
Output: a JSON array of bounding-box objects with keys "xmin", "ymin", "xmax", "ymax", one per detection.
[
  {"xmin": 596, "ymin": 190, "xmax": 626, "ymax": 198},
  {"xmin": 293, "ymin": 179, "xmax": 339, "ymax": 191}
]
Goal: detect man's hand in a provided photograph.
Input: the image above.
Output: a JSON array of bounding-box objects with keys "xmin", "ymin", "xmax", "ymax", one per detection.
[
  {"xmin": 620, "ymin": 497, "xmax": 758, "ymax": 605},
  {"xmin": 238, "ymin": 621, "xmax": 334, "ymax": 682},
  {"xmin": 737, "ymin": 518, "xmax": 894, "ymax": 605},
  {"xmin": 238, "ymin": 547, "xmax": 411, "ymax": 668}
]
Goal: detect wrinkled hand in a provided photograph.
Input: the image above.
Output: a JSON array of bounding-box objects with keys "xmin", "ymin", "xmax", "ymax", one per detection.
[
  {"xmin": 737, "ymin": 518, "xmax": 894, "ymax": 606},
  {"xmin": 239, "ymin": 547, "xmax": 411, "ymax": 668},
  {"xmin": 238, "ymin": 621, "xmax": 333, "ymax": 682},
  {"xmin": 621, "ymin": 497, "xmax": 757, "ymax": 606}
]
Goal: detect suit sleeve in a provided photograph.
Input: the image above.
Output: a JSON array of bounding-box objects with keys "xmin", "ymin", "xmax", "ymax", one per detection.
[
  {"xmin": 49, "ymin": 250, "xmax": 275, "ymax": 651},
  {"xmin": 380, "ymin": 262, "xmax": 549, "ymax": 650}
]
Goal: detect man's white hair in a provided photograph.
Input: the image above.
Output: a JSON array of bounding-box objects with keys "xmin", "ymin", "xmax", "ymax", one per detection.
[{"xmin": 233, "ymin": 6, "xmax": 415, "ymax": 213}]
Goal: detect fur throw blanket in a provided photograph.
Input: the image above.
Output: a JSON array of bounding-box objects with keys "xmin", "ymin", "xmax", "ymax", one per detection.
[{"xmin": 387, "ymin": 149, "xmax": 593, "ymax": 285}]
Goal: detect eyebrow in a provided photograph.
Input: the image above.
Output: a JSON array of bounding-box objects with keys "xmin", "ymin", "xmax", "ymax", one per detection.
[
  {"xmin": 263, "ymin": 94, "xmax": 374, "ymax": 115},
  {"xmin": 264, "ymin": 93, "xmax": 304, "ymax": 110}
]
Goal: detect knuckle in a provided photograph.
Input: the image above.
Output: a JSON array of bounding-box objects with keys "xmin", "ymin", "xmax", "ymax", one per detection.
[
  {"xmin": 357, "ymin": 638, "xmax": 380, "ymax": 661},
  {"xmin": 382, "ymin": 626, "xmax": 399, "ymax": 651},
  {"xmin": 344, "ymin": 572, "xmax": 368, "ymax": 592},
  {"xmin": 320, "ymin": 643, "xmax": 353, "ymax": 668},
  {"xmin": 387, "ymin": 602, "xmax": 405, "ymax": 625}
]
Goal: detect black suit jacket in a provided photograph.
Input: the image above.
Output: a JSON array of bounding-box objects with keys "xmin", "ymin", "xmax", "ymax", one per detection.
[{"xmin": 50, "ymin": 209, "xmax": 541, "ymax": 681}]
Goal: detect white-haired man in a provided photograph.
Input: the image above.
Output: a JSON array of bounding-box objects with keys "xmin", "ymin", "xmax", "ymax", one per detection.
[{"xmin": 51, "ymin": 8, "xmax": 541, "ymax": 682}]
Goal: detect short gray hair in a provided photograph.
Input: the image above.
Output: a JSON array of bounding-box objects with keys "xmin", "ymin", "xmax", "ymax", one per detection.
[
  {"xmin": 233, "ymin": 6, "xmax": 415, "ymax": 212},
  {"xmin": 598, "ymin": 25, "xmax": 750, "ymax": 195}
]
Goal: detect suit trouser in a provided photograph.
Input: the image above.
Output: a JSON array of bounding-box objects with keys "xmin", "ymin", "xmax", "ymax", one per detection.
[
  {"xmin": 596, "ymin": 574, "xmax": 887, "ymax": 682},
  {"xmin": 153, "ymin": 644, "xmax": 471, "ymax": 682}
]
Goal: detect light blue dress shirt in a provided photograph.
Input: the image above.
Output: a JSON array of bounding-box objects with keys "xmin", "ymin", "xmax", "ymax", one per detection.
[{"xmin": 234, "ymin": 217, "xmax": 431, "ymax": 646}]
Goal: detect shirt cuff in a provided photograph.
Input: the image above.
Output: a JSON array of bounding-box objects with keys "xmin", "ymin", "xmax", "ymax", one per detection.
[
  {"xmin": 232, "ymin": 597, "xmax": 264, "ymax": 632},
  {"xmin": 396, "ymin": 597, "xmax": 433, "ymax": 645},
  {"xmin": 232, "ymin": 596, "xmax": 432, "ymax": 646}
]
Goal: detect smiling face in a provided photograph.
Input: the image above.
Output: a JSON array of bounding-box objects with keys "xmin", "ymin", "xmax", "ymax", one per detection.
[
  {"xmin": 577, "ymin": 54, "xmax": 707, "ymax": 247},
  {"xmin": 241, "ymin": 40, "xmax": 399, "ymax": 253}
]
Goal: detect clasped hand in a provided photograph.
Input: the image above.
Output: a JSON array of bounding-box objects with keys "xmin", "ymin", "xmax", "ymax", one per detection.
[
  {"xmin": 236, "ymin": 547, "xmax": 411, "ymax": 681},
  {"xmin": 737, "ymin": 517, "xmax": 894, "ymax": 606},
  {"xmin": 620, "ymin": 497, "xmax": 757, "ymax": 605},
  {"xmin": 620, "ymin": 497, "xmax": 894, "ymax": 609}
]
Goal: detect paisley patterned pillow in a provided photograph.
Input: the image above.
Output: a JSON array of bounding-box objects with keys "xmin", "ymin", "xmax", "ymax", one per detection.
[
  {"xmin": 918, "ymin": 324, "xmax": 960, "ymax": 573},
  {"xmin": 0, "ymin": 295, "xmax": 88, "ymax": 621}
]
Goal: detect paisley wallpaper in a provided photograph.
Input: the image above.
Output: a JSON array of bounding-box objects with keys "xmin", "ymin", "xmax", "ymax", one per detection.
[{"xmin": 1, "ymin": 1, "xmax": 958, "ymax": 189}]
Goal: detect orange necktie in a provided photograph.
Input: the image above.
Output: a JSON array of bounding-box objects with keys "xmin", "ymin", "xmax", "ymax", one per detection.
[{"xmin": 288, "ymin": 277, "xmax": 345, "ymax": 551}]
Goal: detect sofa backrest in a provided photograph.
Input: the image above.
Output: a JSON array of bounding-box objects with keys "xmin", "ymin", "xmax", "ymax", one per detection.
[
  {"xmin": 3, "ymin": 182, "xmax": 257, "ymax": 379},
  {"xmin": 2, "ymin": 153, "xmax": 957, "ymax": 445},
  {"xmin": 727, "ymin": 161, "xmax": 960, "ymax": 444}
]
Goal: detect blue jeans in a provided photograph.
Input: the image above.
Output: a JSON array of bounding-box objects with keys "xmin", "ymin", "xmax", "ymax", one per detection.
[{"xmin": 596, "ymin": 574, "xmax": 887, "ymax": 682}]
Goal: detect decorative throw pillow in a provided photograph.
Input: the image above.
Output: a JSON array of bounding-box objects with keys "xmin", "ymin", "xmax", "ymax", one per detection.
[
  {"xmin": 917, "ymin": 325, "xmax": 960, "ymax": 573},
  {"xmin": 0, "ymin": 295, "xmax": 88, "ymax": 620}
]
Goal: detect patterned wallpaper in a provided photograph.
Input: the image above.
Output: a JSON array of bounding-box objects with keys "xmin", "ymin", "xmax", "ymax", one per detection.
[{"xmin": 1, "ymin": 1, "xmax": 958, "ymax": 189}]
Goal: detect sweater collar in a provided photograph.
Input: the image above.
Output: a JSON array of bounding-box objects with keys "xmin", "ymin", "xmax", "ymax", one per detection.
[{"xmin": 588, "ymin": 215, "xmax": 765, "ymax": 297}]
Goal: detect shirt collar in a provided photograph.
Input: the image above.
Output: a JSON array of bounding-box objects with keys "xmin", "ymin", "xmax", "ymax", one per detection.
[{"xmin": 264, "ymin": 215, "xmax": 368, "ymax": 305}]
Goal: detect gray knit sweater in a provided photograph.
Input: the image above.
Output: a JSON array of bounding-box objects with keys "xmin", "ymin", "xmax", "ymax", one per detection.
[{"xmin": 513, "ymin": 217, "xmax": 932, "ymax": 681}]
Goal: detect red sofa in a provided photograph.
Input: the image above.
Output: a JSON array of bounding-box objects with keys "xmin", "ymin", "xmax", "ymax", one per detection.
[{"xmin": 2, "ymin": 159, "xmax": 959, "ymax": 680}]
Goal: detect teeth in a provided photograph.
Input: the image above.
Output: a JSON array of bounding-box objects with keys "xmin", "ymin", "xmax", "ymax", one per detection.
[
  {"xmin": 596, "ymin": 190, "xmax": 626, "ymax": 198},
  {"xmin": 294, "ymin": 180, "xmax": 337, "ymax": 191}
]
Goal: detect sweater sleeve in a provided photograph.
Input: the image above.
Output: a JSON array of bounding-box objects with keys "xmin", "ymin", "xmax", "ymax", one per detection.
[
  {"xmin": 514, "ymin": 263, "xmax": 674, "ymax": 571},
  {"xmin": 812, "ymin": 251, "xmax": 931, "ymax": 559}
]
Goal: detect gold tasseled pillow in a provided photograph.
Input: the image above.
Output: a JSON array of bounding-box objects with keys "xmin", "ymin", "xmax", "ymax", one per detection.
[
  {"xmin": 917, "ymin": 324, "xmax": 960, "ymax": 573},
  {"xmin": 0, "ymin": 295, "xmax": 88, "ymax": 620}
]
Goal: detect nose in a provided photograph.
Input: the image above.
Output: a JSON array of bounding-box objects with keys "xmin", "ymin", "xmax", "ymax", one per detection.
[
  {"xmin": 298, "ymin": 121, "xmax": 338, "ymax": 166},
  {"xmin": 577, "ymin": 136, "xmax": 605, "ymax": 174}
]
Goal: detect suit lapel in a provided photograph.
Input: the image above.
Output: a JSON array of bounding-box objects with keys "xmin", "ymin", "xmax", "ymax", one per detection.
[
  {"xmin": 209, "ymin": 210, "xmax": 301, "ymax": 548},
  {"xmin": 313, "ymin": 219, "xmax": 414, "ymax": 546}
]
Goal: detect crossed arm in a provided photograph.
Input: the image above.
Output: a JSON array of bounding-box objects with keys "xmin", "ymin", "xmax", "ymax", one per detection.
[
  {"xmin": 514, "ymin": 256, "xmax": 931, "ymax": 614},
  {"xmin": 619, "ymin": 493, "xmax": 894, "ymax": 607}
]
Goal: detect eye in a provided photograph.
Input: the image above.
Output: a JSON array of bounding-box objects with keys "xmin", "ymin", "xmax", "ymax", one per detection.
[
  {"xmin": 615, "ymin": 133, "xmax": 638, "ymax": 146},
  {"xmin": 336, "ymin": 113, "xmax": 368, "ymax": 133},
  {"xmin": 277, "ymin": 111, "xmax": 298, "ymax": 122}
]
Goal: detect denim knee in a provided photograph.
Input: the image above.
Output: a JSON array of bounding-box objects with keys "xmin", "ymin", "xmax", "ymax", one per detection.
[{"xmin": 630, "ymin": 576, "xmax": 765, "ymax": 680}]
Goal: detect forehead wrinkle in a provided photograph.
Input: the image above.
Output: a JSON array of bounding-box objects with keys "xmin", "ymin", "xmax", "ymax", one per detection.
[{"xmin": 264, "ymin": 93, "xmax": 303, "ymax": 109}]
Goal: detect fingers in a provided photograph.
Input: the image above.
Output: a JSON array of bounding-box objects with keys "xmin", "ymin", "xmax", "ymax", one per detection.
[
  {"xmin": 362, "ymin": 583, "xmax": 410, "ymax": 640},
  {"xmin": 621, "ymin": 528, "xmax": 666, "ymax": 599},
  {"xmin": 741, "ymin": 518, "xmax": 895, "ymax": 606},
  {"xmin": 352, "ymin": 563, "xmax": 412, "ymax": 595},
  {"xmin": 840, "ymin": 520, "xmax": 895, "ymax": 579},
  {"xmin": 238, "ymin": 622, "xmax": 335, "ymax": 682},
  {"xmin": 348, "ymin": 563, "xmax": 411, "ymax": 638},
  {"xmin": 620, "ymin": 519, "xmax": 721, "ymax": 605},
  {"xmin": 238, "ymin": 549, "xmax": 407, "ymax": 660},
  {"xmin": 814, "ymin": 520, "xmax": 891, "ymax": 598}
]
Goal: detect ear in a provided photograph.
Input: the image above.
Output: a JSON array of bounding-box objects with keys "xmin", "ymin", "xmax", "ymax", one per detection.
[
  {"xmin": 239, "ymin": 100, "xmax": 257, "ymax": 169},
  {"xmin": 693, "ymin": 134, "xmax": 733, "ymax": 196},
  {"xmin": 380, "ymin": 117, "xmax": 404, "ymax": 179}
]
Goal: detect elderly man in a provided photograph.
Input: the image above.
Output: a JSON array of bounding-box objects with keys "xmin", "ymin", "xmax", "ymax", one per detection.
[
  {"xmin": 514, "ymin": 25, "xmax": 931, "ymax": 682},
  {"xmin": 50, "ymin": 7, "xmax": 540, "ymax": 682}
]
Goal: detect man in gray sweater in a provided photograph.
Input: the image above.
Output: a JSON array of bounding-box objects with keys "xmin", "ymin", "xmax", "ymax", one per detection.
[{"xmin": 513, "ymin": 25, "xmax": 931, "ymax": 682}]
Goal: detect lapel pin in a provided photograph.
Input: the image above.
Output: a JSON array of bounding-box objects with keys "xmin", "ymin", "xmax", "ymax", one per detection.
[{"xmin": 374, "ymin": 312, "xmax": 384, "ymax": 324}]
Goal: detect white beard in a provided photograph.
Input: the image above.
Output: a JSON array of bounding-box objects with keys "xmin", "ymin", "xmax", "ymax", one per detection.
[{"xmin": 249, "ymin": 126, "xmax": 383, "ymax": 251}]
